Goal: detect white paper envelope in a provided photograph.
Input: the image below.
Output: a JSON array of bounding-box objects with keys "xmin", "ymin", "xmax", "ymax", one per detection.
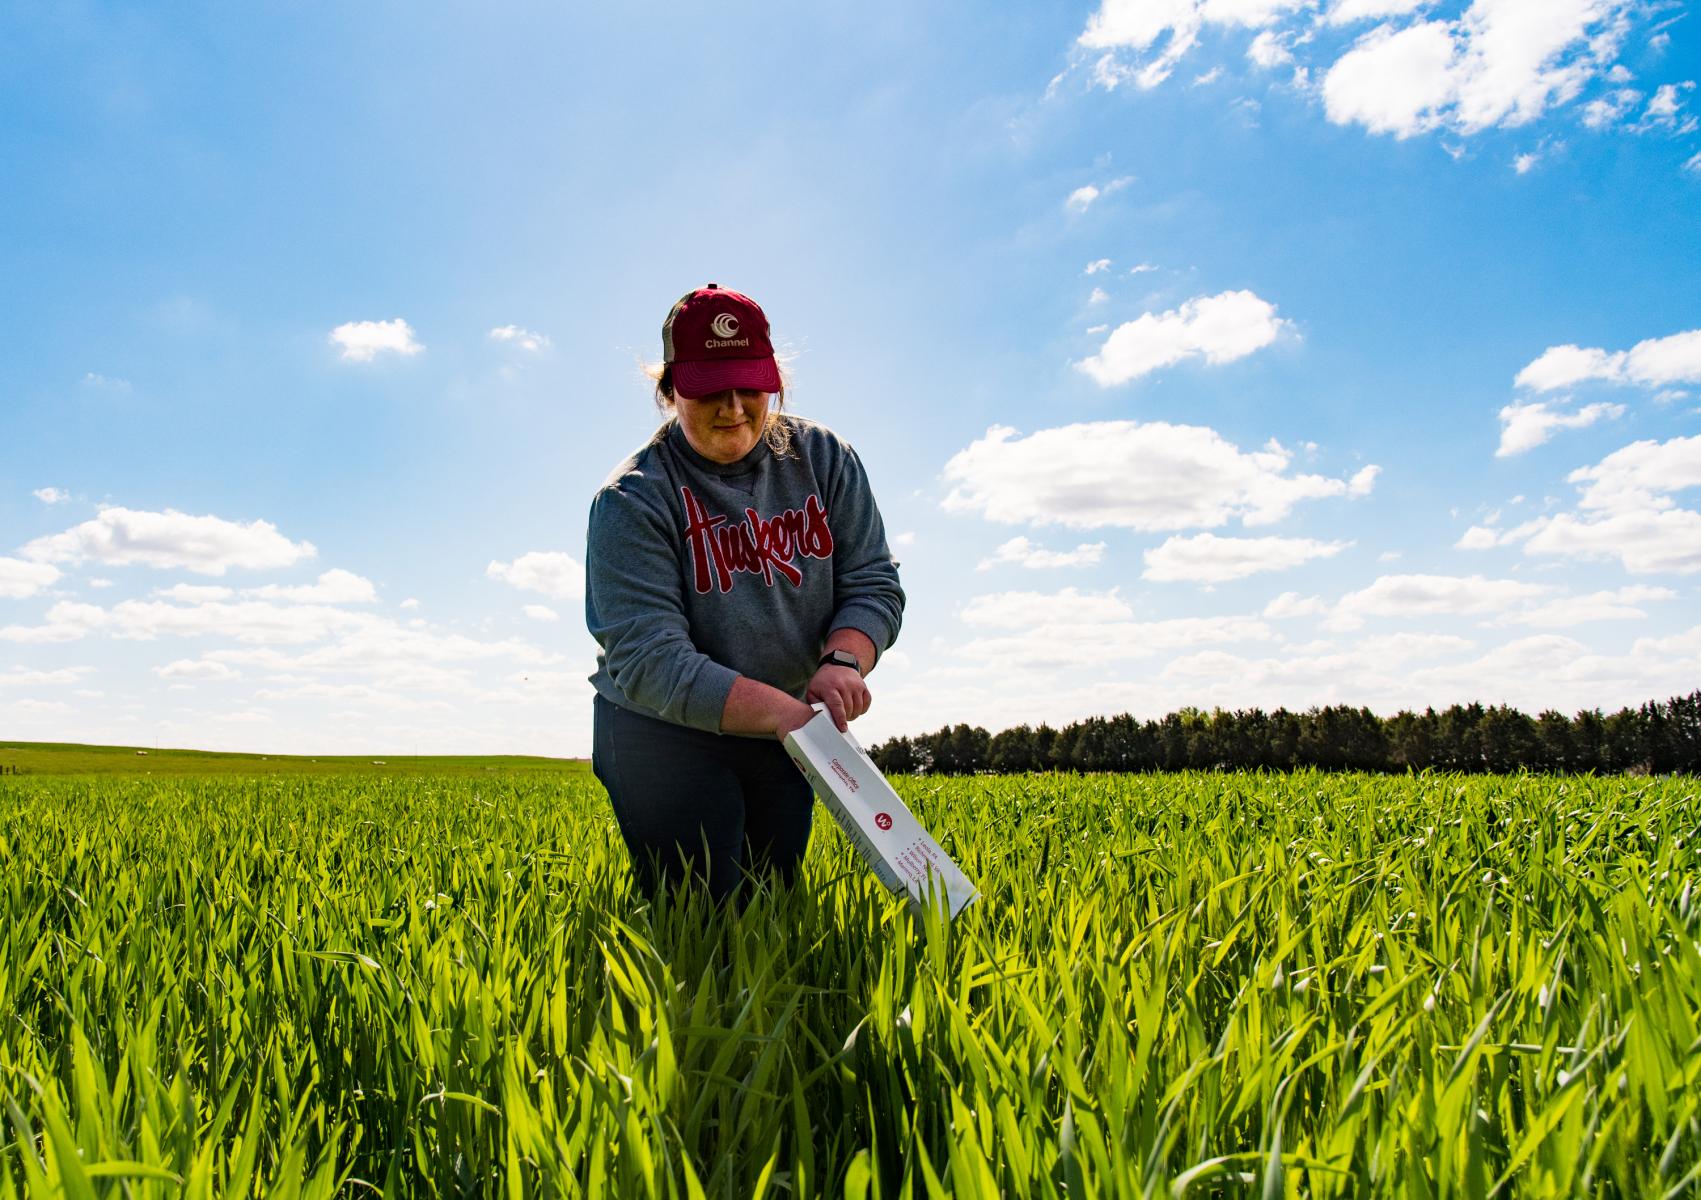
[{"xmin": 783, "ymin": 707, "xmax": 978, "ymax": 918}]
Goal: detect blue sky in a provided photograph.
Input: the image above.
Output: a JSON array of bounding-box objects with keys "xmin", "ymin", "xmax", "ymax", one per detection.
[{"xmin": 3, "ymin": 0, "xmax": 1698, "ymax": 755}]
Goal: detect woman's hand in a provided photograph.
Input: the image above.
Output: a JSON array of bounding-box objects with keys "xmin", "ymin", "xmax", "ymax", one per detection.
[{"xmin": 806, "ymin": 664, "xmax": 871, "ymax": 733}]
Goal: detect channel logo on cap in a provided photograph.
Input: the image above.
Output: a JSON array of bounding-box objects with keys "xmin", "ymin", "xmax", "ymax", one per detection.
[{"xmin": 663, "ymin": 284, "xmax": 782, "ymax": 398}]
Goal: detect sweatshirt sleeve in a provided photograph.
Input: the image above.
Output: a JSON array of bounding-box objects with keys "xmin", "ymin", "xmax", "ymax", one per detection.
[
  {"xmin": 585, "ymin": 483, "xmax": 740, "ymax": 732},
  {"xmin": 826, "ymin": 441, "xmax": 906, "ymax": 663}
]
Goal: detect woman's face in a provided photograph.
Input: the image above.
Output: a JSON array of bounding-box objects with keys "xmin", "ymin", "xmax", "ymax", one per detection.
[{"xmin": 673, "ymin": 388, "xmax": 770, "ymax": 464}]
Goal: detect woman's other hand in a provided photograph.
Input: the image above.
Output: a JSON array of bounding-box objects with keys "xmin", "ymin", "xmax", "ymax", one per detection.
[{"xmin": 806, "ymin": 664, "xmax": 870, "ymax": 733}]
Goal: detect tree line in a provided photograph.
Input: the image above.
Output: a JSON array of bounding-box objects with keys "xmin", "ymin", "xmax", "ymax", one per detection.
[{"xmin": 867, "ymin": 691, "xmax": 1701, "ymax": 776}]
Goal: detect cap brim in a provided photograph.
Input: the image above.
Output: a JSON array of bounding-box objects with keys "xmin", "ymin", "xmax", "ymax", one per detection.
[{"xmin": 672, "ymin": 357, "xmax": 782, "ymax": 399}]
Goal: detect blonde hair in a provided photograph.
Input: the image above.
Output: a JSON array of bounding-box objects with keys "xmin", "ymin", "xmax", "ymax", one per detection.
[{"xmin": 643, "ymin": 361, "xmax": 795, "ymax": 458}]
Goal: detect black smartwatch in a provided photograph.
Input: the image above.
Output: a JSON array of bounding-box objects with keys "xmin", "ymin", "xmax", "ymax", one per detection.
[{"xmin": 818, "ymin": 649, "xmax": 862, "ymax": 673}]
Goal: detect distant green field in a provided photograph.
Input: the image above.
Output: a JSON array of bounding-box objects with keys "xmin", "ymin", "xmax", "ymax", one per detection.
[{"xmin": 0, "ymin": 740, "xmax": 589, "ymax": 777}]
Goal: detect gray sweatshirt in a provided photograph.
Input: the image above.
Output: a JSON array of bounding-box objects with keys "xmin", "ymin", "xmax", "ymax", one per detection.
[{"xmin": 586, "ymin": 415, "xmax": 905, "ymax": 733}]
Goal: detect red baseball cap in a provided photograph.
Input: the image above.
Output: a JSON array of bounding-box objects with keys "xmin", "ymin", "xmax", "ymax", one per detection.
[{"xmin": 662, "ymin": 284, "xmax": 782, "ymax": 399}]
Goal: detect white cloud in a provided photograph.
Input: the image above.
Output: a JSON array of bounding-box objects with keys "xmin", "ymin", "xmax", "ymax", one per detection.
[
  {"xmin": 155, "ymin": 659, "xmax": 241, "ymax": 681},
  {"xmin": 0, "ymin": 616, "xmax": 87, "ymax": 643},
  {"xmin": 1128, "ymin": 262, "xmax": 1158, "ymax": 275},
  {"xmin": 1516, "ymin": 328, "xmax": 1701, "ymax": 391},
  {"xmin": 82, "ymin": 373, "xmax": 131, "ymax": 392},
  {"xmin": 962, "ymin": 587, "xmax": 1133, "ymax": 628},
  {"xmin": 1513, "ymin": 150, "xmax": 1538, "ymax": 172},
  {"xmin": 251, "ymin": 682, "xmax": 455, "ymax": 714},
  {"xmin": 1322, "ymin": 0, "xmax": 1632, "ymax": 139},
  {"xmin": 1066, "ymin": 177, "xmax": 1131, "ymax": 213},
  {"xmin": 211, "ymin": 711, "xmax": 272, "ymax": 724},
  {"xmin": 891, "ymin": 532, "xmax": 917, "ymax": 548},
  {"xmin": 21, "ymin": 507, "xmax": 316, "ymax": 576},
  {"xmin": 211, "ymin": 627, "xmax": 561, "ymax": 683},
  {"xmin": 1331, "ymin": 573, "xmax": 1550, "ymax": 629},
  {"xmin": 1620, "ymin": 329, "xmax": 1701, "ymax": 386},
  {"xmin": 1447, "ymin": 1, "xmax": 1628, "ymax": 132},
  {"xmin": 12, "ymin": 699, "xmax": 72, "ymax": 714},
  {"xmin": 1075, "ymin": 289, "xmax": 1288, "ymax": 386},
  {"xmin": 487, "ymin": 551, "xmax": 585, "ymax": 600},
  {"xmin": 1085, "ymin": 258, "xmax": 1112, "ymax": 274},
  {"xmin": 33, "ymin": 487, "xmax": 69, "ymax": 504},
  {"xmin": 2, "ymin": 599, "xmax": 368, "ymax": 646},
  {"xmin": 1079, "ymin": 0, "xmax": 1309, "ymax": 89},
  {"xmin": 247, "ymin": 569, "xmax": 379, "ymax": 604},
  {"xmin": 1456, "ymin": 525, "xmax": 1503, "ymax": 549},
  {"xmin": 155, "ymin": 584, "xmax": 235, "ymax": 602},
  {"xmin": 1639, "ymin": 81, "xmax": 1696, "ymax": 130},
  {"xmin": 0, "ymin": 557, "xmax": 62, "ymax": 599},
  {"xmin": 0, "ymin": 666, "xmax": 92, "ymax": 687},
  {"xmin": 1248, "ymin": 30, "xmax": 1295, "ymax": 68},
  {"xmin": 1495, "ymin": 399, "xmax": 1625, "ymax": 455},
  {"xmin": 943, "ymin": 421, "xmax": 1376, "ymax": 531},
  {"xmin": 1515, "ymin": 343, "xmax": 1620, "ymax": 389},
  {"xmin": 1322, "ymin": 20, "xmax": 1459, "ymax": 136},
  {"xmin": 953, "ymin": 587, "xmax": 1273, "ymax": 671},
  {"xmin": 88, "ymin": 578, "xmax": 114, "ymax": 589},
  {"xmin": 1519, "ymin": 508, "xmax": 1701, "ymax": 573},
  {"xmin": 489, "ymin": 325, "xmax": 551, "ymax": 352},
  {"xmin": 1263, "ymin": 591, "xmax": 1328, "ymax": 618},
  {"xmin": 0, "ymin": 592, "xmax": 567, "ymax": 727},
  {"xmin": 1341, "ymin": 632, "xmax": 1478, "ymax": 661},
  {"xmin": 1495, "ymin": 434, "xmax": 1701, "ymax": 573},
  {"xmin": 1568, "ymin": 433, "xmax": 1701, "ymax": 510},
  {"xmin": 1503, "ymin": 585, "xmax": 1675, "ymax": 627},
  {"xmin": 960, "ymin": 615, "xmax": 1275, "ymax": 670},
  {"xmin": 1088, "ymin": 287, "xmax": 1110, "ymax": 305},
  {"xmin": 400, "ymin": 597, "xmax": 421, "ymax": 610},
  {"xmin": 503, "ymin": 670, "xmax": 583, "ymax": 689},
  {"xmin": 1582, "ymin": 86, "xmax": 1640, "ymax": 127},
  {"xmin": 1144, "ymin": 532, "xmax": 1349, "ymax": 582},
  {"xmin": 1206, "ymin": 0, "xmax": 1309, "ymax": 22},
  {"xmin": 976, "ymin": 536, "xmax": 1108, "ymax": 571},
  {"xmin": 1080, "ymin": 13, "xmax": 1198, "ymax": 91},
  {"xmin": 1157, "ymin": 633, "xmax": 1458, "ymax": 687},
  {"xmin": 329, "ymin": 318, "xmax": 423, "ymax": 362},
  {"xmin": 523, "ymin": 604, "xmax": 560, "ymax": 622},
  {"xmin": 1090, "ymin": 54, "xmax": 1137, "ymax": 89},
  {"xmin": 1326, "ymin": 0, "xmax": 1429, "ymax": 24},
  {"xmin": 1194, "ymin": 66, "xmax": 1225, "ymax": 85},
  {"xmin": 1686, "ymin": 150, "xmax": 1701, "ymax": 174}
]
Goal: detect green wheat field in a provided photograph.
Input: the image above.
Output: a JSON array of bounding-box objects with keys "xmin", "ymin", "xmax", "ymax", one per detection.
[{"xmin": 1, "ymin": 763, "xmax": 1697, "ymax": 1197}]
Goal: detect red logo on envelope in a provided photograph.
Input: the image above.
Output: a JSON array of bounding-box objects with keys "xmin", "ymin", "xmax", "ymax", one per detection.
[{"xmin": 875, "ymin": 813, "xmax": 892, "ymax": 830}]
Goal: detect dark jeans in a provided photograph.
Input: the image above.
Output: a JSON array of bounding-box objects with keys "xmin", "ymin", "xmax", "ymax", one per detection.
[{"xmin": 592, "ymin": 694, "xmax": 814, "ymax": 903}]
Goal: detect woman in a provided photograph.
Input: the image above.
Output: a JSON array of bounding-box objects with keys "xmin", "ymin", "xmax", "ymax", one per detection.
[{"xmin": 585, "ymin": 284, "xmax": 905, "ymax": 902}]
